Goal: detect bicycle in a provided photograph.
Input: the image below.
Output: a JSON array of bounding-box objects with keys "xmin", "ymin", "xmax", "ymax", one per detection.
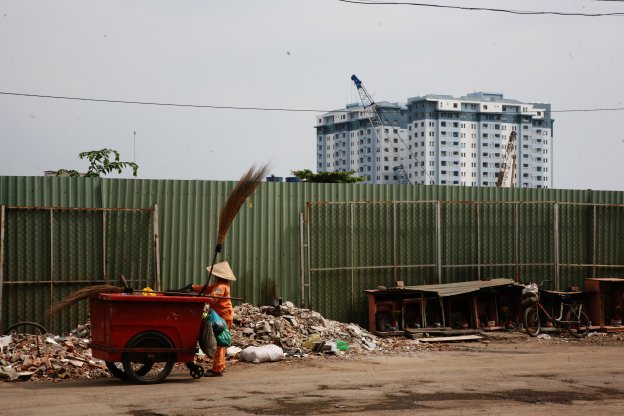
[{"xmin": 522, "ymin": 280, "xmax": 591, "ymax": 338}]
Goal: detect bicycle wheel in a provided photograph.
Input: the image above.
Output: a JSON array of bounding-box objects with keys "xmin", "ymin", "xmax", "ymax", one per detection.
[
  {"xmin": 121, "ymin": 331, "xmax": 175, "ymax": 384},
  {"xmin": 524, "ymin": 305, "xmax": 541, "ymax": 337},
  {"xmin": 566, "ymin": 308, "xmax": 591, "ymax": 338},
  {"xmin": 4, "ymin": 321, "xmax": 47, "ymax": 336}
]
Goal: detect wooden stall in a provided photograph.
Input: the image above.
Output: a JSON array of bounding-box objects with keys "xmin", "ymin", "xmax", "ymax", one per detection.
[
  {"xmin": 364, "ymin": 278, "xmax": 522, "ymax": 337},
  {"xmin": 584, "ymin": 278, "xmax": 624, "ymax": 330}
]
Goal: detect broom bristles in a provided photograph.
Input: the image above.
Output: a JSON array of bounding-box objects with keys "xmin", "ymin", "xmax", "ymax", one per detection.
[
  {"xmin": 217, "ymin": 163, "xmax": 270, "ymax": 245},
  {"xmin": 48, "ymin": 284, "xmax": 122, "ymax": 318}
]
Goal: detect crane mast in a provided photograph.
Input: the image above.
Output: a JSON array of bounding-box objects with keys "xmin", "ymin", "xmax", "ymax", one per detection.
[
  {"xmin": 350, "ymin": 75, "xmax": 410, "ymax": 184},
  {"xmin": 496, "ymin": 131, "xmax": 517, "ymax": 188}
]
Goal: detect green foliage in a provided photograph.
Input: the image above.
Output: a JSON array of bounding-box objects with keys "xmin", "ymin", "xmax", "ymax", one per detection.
[
  {"xmin": 291, "ymin": 169, "xmax": 365, "ymax": 183},
  {"xmin": 54, "ymin": 148, "xmax": 139, "ymax": 178}
]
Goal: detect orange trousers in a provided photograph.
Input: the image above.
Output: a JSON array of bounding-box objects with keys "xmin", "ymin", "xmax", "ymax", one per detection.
[{"xmin": 212, "ymin": 320, "xmax": 233, "ymax": 373}]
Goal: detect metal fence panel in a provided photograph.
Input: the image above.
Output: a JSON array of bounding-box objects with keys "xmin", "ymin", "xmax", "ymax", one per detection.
[
  {"xmin": 308, "ymin": 203, "xmax": 351, "ymax": 271},
  {"xmin": 53, "ymin": 209, "xmax": 103, "ymax": 283},
  {"xmin": 354, "ymin": 203, "xmax": 394, "ymax": 269},
  {"xmin": 4, "ymin": 208, "xmax": 51, "ymax": 283},
  {"xmin": 396, "ymin": 202, "xmax": 437, "ymax": 273},
  {"xmin": 0, "ymin": 206, "xmax": 155, "ymax": 333},
  {"xmin": 3, "ymin": 176, "xmax": 624, "ymax": 329},
  {"xmin": 305, "ymin": 200, "xmax": 624, "ymax": 326},
  {"xmin": 105, "ymin": 210, "xmax": 155, "ymax": 289}
]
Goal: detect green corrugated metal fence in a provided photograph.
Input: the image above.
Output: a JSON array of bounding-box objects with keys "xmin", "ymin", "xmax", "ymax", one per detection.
[
  {"xmin": 2, "ymin": 176, "xmax": 624, "ymax": 331},
  {"xmin": 0, "ymin": 204, "xmax": 156, "ymax": 333},
  {"xmin": 305, "ymin": 200, "xmax": 624, "ymax": 325}
]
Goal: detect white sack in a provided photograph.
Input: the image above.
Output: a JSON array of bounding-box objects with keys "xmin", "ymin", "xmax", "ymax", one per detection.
[{"xmin": 240, "ymin": 344, "xmax": 284, "ymax": 364}]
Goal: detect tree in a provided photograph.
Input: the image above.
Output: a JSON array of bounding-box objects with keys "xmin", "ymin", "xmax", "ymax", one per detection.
[
  {"xmin": 291, "ymin": 169, "xmax": 366, "ymax": 183},
  {"xmin": 55, "ymin": 148, "xmax": 139, "ymax": 177}
]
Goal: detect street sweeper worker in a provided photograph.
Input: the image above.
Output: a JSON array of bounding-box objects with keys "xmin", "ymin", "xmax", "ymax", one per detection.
[{"xmin": 191, "ymin": 261, "xmax": 235, "ymax": 377}]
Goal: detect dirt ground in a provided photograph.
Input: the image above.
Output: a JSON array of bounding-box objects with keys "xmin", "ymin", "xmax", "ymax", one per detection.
[{"xmin": 2, "ymin": 332, "xmax": 624, "ymax": 416}]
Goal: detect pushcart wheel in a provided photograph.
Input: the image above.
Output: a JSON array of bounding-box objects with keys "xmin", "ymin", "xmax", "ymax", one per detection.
[
  {"xmin": 106, "ymin": 361, "xmax": 154, "ymax": 380},
  {"xmin": 105, "ymin": 361, "xmax": 127, "ymax": 379},
  {"xmin": 122, "ymin": 331, "xmax": 175, "ymax": 384},
  {"xmin": 186, "ymin": 362, "xmax": 204, "ymax": 379}
]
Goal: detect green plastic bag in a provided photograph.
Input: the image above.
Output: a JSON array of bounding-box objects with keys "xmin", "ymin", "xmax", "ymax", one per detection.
[
  {"xmin": 336, "ymin": 339, "xmax": 350, "ymax": 351},
  {"xmin": 209, "ymin": 308, "xmax": 227, "ymax": 335},
  {"xmin": 216, "ymin": 326, "xmax": 232, "ymax": 347}
]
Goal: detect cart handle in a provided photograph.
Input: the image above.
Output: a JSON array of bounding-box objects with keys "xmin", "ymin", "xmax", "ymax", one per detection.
[{"xmin": 131, "ymin": 289, "xmax": 244, "ymax": 301}]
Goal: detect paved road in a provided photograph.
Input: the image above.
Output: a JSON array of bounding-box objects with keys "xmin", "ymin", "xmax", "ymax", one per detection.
[{"xmin": 2, "ymin": 336, "xmax": 624, "ymax": 415}]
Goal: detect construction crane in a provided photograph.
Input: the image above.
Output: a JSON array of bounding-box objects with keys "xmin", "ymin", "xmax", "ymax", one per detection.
[
  {"xmin": 496, "ymin": 130, "xmax": 517, "ymax": 188},
  {"xmin": 350, "ymin": 74, "xmax": 410, "ymax": 184}
]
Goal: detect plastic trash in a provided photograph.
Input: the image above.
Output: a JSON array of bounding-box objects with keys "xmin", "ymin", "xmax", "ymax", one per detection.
[
  {"xmin": 208, "ymin": 308, "xmax": 227, "ymax": 335},
  {"xmin": 336, "ymin": 339, "xmax": 350, "ymax": 351},
  {"xmin": 226, "ymin": 346, "xmax": 242, "ymax": 358},
  {"xmin": 216, "ymin": 327, "xmax": 232, "ymax": 347},
  {"xmin": 240, "ymin": 345, "xmax": 285, "ymax": 363},
  {"xmin": 303, "ymin": 333, "xmax": 321, "ymax": 350},
  {"xmin": 141, "ymin": 287, "xmax": 157, "ymax": 296},
  {"xmin": 0, "ymin": 335, "xmax": 11, "ymax": 352}
]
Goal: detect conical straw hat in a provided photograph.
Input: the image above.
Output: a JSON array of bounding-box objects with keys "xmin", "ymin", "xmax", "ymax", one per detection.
[{"xmin": 207, "ymin": 261, "xmax": 236, "ymax": 281}]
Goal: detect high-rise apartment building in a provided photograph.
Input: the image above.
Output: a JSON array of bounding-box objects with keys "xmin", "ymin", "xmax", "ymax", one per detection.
[{"xmin": 315, "ymin": 92, "xmax": 553, "ymax": 188}]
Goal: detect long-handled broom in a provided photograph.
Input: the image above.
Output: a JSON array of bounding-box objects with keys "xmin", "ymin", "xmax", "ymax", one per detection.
[
  {"xmin": 198, "ymin": 163, "xmax": 270, "ymax": 295},
  {"xmin": 48, "ymin": 164, "xmax": 269, "ymax": 317}
]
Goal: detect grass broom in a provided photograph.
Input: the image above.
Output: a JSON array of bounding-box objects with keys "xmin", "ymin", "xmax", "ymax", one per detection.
[
  {"xmin": 198, "ymin": 163, "xmax": 270, "ymax": 295},
  {"xmin": 49, "ymin": 164, "xmax": 269, "ymax": 314},
  {"xmin": 47, "ymin": 284, "xmax": 123, "ymax": 319},
  {"xmin": 48, "ymin": 285, "xmax": 246, "ymax": 319}
]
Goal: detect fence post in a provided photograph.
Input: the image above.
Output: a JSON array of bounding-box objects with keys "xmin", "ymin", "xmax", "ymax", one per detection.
[
  {"xmin": 436, "ymin": 201, "xmax": 442, "ymax": 284},
  {"xmin": 306, "ymin": 208, "xmax": 312, "ymax": 309},
  {"xmin": 299, "ymin": 212, "xmax": 306, "ymax": 308},
  {"xmin": 153, "ymin": 204, "xmax": 161, "ymax": 291},
  {"xmin": 350, "ymin": 203, "xmax": 355, "ymax": 320},
  {"xmin": 554, "ymin": 202, "xmax": 560, "ymax": 290},
  {"xmin": 102, "ymin": 210, "xmax": 108, "ymax": 284},
  {"xmin": 0, "ymin": 206, "xmax": 5, "ymax": 330},
  {"xmin": 514, "ymin": 203, "xmax": 520, "ymax": 282},
  {"xmin": 393, "ymin": 202, "xmax": 397, "ymax": 283},
  {"xmin": 592, "ymin": 204, "xmax": 597, "ymax": 278},
  {"xmin": 476, "ymin": 203, "xmax": 481, "ymax": 281},
  {"xmin": 49, "ymin": 209, "xmax": 55, "ymax": 333}
]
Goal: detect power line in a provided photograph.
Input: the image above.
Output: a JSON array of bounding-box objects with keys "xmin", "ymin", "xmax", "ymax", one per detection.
[
  {"xmin": 551, "ymin": 107, "xmax": 624, "ymax": 113},
  {"xmin": 337, "ymin": 0, "xmax": 624, "ymax": 17},
  {"xmin": 1, "ymin": 90, "xmax": 623, "ymax": 114},
  {"xmin": 0, "ymin": 91, "xmax": 325, "ymax": 113}
]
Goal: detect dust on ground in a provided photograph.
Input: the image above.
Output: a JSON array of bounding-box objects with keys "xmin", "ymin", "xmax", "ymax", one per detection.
[{"xmin": 2, "ymin": 331, "xmax": 624, "ymax": 415}]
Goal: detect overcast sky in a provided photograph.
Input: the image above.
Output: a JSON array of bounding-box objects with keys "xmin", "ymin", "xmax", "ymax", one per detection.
[{"xmin": 1, "ymin": 0, "xmax": 623, "ymax": 190}]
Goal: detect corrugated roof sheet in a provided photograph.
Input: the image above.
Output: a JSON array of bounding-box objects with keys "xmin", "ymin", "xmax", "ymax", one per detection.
[{"xmin": 366, "ymin": 278, "xmax": 517, "ymax": 297}]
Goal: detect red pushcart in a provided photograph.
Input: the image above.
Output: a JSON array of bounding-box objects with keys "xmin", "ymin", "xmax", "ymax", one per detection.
[{"xmin": 90, "ymin": 292, "xmax": 208, "ymax": 384}]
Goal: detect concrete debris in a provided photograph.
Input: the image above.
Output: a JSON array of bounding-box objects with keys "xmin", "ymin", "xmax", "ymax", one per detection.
[
  {"xmin": 0, "ymin": 335, "xmax": 12, "ymax": 352},
  {"xmin": 0, "ymin": 323, "xmax": 108, "ymax": 383},
  {"xmin": 232, "ymin": 303, "xmax": 388, "ymax": 356},
  {"xmin": 9, "ymin": 300, "xmax": 617, "ymax": 383}
]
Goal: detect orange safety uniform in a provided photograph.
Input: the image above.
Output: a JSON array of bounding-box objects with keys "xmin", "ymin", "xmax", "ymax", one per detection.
[{"xmin": 192, "ymin": 280, "xmax": 233, "ymax": 373}]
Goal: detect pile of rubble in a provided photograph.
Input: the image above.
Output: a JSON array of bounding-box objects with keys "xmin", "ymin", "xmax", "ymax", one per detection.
[
  {"xmin": 0, "ymin": 301, "xmax": 454, "ymax": 383},
  {"xmin": 0, "ymin": 324, "xmax": 108, "ymax": 382},
  {"xmin": 231, "ymin": 302, "xmax": 393, "ymax": 355}
]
